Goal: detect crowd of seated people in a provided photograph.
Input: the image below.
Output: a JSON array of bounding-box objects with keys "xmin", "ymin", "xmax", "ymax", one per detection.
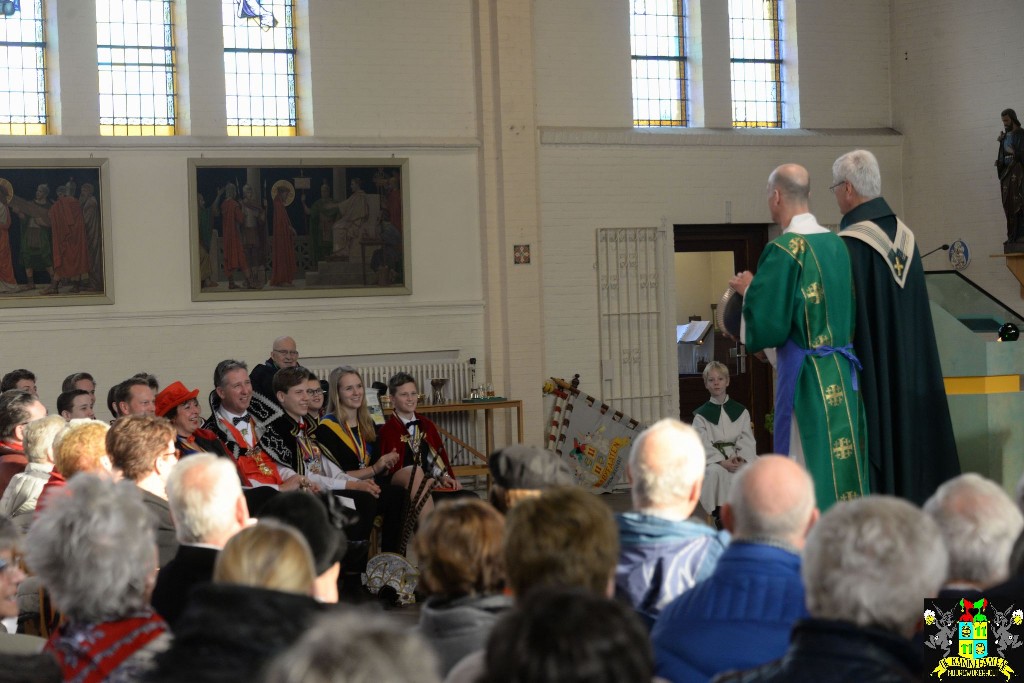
[{"xmin": 0, "ymin": 341, "xmax": 1019, "ymax": 682}]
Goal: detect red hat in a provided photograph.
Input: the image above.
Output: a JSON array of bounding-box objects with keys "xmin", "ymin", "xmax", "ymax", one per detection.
[{"xmin": 155, "ymin": 381, "xmax": 200, "ymax": 418}]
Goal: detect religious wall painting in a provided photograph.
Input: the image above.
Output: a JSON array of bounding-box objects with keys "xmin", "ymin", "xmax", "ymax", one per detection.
[
  {"xmin": 0, "ymin": 160, "xmax": 111, "ymax": 307},
  {"xmin": 189, "ymin": 159, "xmax": 410, "ymax": 301}
]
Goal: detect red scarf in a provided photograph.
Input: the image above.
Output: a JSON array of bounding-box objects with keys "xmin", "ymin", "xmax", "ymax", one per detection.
[{"xmin": 47, "ymin": 612, "xmax": 167, "ymax": 683}]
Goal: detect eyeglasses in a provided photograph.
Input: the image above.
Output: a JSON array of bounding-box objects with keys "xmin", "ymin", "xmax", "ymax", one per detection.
[
  {"xmin": 306, "ymin": 389, "xmax": 323, "ymax": 396},
  {"xmin": 273, "ymin": 349, "xmax": 299, "ymax": 357},
  {"xmin": 829, "ymin": 180, "xmax": 847, "ymax": 193}
]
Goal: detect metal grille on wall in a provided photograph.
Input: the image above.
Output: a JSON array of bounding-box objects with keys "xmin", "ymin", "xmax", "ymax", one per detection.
[{"xmin": 596, "ymin": 227, "xmax": 672, "ymax": 426}]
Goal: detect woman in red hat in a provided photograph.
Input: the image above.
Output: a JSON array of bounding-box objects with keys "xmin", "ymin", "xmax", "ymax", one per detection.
[
  {"xmin": 156, "ymin": 381, "xmax": 280, "ymax": 514},
  {"xmin": 156, "ymin": 382, "xmax": 236, "ymax": 464}
]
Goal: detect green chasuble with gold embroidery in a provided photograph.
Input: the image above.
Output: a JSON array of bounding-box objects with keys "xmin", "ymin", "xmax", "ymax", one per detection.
[{"xmin": 742, "ymin": 228, "xmax": 868, "ymax": 509}]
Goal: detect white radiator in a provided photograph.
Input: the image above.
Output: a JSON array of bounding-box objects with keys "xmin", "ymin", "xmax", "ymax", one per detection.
[{"xmin": 309, "ymin": 360, "xmax": 481, "ymax": 468}]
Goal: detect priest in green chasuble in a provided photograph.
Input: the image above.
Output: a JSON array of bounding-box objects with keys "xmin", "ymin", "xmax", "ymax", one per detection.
[{"xmin": 730, "ymin": 164, "xmax": 868, "ymax": 509}]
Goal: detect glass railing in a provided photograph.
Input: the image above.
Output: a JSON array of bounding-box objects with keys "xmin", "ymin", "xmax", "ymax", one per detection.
[{"xmin": 925, "ymin": 270, "xmax": 1024, "ymax": 333}]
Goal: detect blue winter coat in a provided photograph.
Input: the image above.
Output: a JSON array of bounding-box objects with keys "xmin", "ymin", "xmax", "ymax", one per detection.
[
  {"xmin": 615, "ymin": 512, "xmax": 728, "ymax": 628},
  {"xmin": 652, "ymin": 541, "xmax": 808, "ymax": 683}
]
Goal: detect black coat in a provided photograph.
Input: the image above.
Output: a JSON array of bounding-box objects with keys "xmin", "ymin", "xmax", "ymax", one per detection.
[
  {"xmin": 147, "ymin": 583, "xmax": 324, "ymax": 683},
  {"xmin": 712, "ymin": 619, "xmax": 921, "ymax": 683},
  {"xmin": 248, "ymin": 359, "xmax": 279, "ymax": 406},
  {"xmin": 149, "ymin": 545, "xmax": 219, "ymax": 630}
]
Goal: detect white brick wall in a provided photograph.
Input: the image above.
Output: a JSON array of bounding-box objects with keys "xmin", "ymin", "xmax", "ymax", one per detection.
[
  {"xmin": 307, "ymin": 0, "xmax": 477, "ymax": 137},
  {"xmin": 892, "ymin": 0, "xmax": 1024, "ymax": 307}
]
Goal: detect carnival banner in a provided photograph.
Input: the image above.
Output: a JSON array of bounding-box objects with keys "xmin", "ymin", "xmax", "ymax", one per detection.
[{"xmin": 545, "ymin": 378, "xmax": 644, "ymax": 493}]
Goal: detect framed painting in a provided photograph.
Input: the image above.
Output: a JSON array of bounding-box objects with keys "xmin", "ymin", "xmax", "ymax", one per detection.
[
  {"xmin": 0, "ymin": 160, "xmax": 111, "ymax": 307},
  {"xmin": 189, "ymin": 158, "xmax": 411, "ymax": 301}
]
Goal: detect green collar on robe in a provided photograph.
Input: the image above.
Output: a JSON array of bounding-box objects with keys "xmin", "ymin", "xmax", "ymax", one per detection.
[{"xmin": 693, "ymin": 399, "xmax": 745, "ymax": 425}]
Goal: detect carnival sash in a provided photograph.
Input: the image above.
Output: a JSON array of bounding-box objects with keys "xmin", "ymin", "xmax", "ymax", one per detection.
[
  {"xmin": 217, "ymin": 414, "xmax": 279, "ymax": 483},
  {"xmin": 320, "ymin": 415, "xmax": 369, "ymax": 467}
]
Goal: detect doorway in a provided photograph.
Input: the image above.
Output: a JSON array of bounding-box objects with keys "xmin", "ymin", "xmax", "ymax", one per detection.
[{"xmin": 674, "ymin": 224, "xmax": 774, "ymax": 453}]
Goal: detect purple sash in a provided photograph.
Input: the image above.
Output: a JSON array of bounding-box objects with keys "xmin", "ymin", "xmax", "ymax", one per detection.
[{"xmin": 773, "ymin": 341, "xmax": 861, "ymax": 454}]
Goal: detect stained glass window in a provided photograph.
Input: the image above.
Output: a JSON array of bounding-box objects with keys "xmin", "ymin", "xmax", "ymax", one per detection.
[
  {"xmin": 630, "ymin": 0, "xmax": 686, "ymax": 127},
  {"xmin": 0, "ymin": 0, "xmax": 47, "ymax": 135},
  {"xmin": 97, "ymin": 0, "xmax": 177, "ymax": 136},
  {"xmin": 729, "ymin": 0, "xmax": 783, "ymax": 128},
  {"xmin": 223, "ymin": 0, "xmax": 296, "ymax": 136}
]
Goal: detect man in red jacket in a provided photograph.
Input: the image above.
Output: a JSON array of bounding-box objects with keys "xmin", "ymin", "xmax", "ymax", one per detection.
[{"xmin": 0, "ymin": 389, "xmax": 47, "ymax": 499}]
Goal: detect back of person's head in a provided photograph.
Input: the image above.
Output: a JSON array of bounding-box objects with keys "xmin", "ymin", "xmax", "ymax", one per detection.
[
  {"xmin": 487, "ymin": 444, "xmax": 575, "ymax": 513},
  {"xmin": 767, "ymin": 164, "xmax": 811, "ymax": 204},
  {"xmin": 480, "ymin": 586, "xmax": 653, "ymax": 683},
  {"xmin": 0, "ymin": 390, "xmax": 41, "ymax": 438},
  {"xmin": 803, "ymin": 496, "xmax": 948, "ymax": 639},
  {"xmin": 832, "ymin": 149, "xmax": 882, "ymax": 199},
  {"xmin": 504, "ymin": 486, "xmax": 618, "ymax": 597},
  {"xmin": 23, "ymin": 416, "xmax": 68, "ymax": 465},
  {"xmin": 258, "ymin": 491, "xmax": 347, "ymax": 577},
  {"xmin": 413, "ymin": 497, "xmax": 505, "ymax": 598},
  {"xmin": 105, "ymin": 414, "xmax": 175, "ymax": 482},
  {"xmin": 25, "ymin": 474, "xmax": 157, "ymax": 622},
  {"xmin": 628, "ymin": 418, "xmax": 704, "ymax": 513},
  {"xmin": 54, "ymin": 419, "xmax": 111, "ymax": 478},
  {"xmin": 262, "ymin": 610, "xmax": 441, "ymax": 683},
  {"xmin": 924, "ymin": 473, "xmax": 1023, "ymax": 587},
  {"xmin": 214, "ymin": 520, "xmax": 316, "ymax": 596},
  {"xmin": 166, "ymin": 453, "xmax": 246, "ymax": 545},
  {"xmin": 724, "ymin": 454, "xmax": 817, "ymax": 547}
]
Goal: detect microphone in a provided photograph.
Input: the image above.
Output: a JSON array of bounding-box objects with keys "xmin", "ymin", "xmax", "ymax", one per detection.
[{"xmin": 921, "ymin": 244, "xmax": 950, "ymax": 259}]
